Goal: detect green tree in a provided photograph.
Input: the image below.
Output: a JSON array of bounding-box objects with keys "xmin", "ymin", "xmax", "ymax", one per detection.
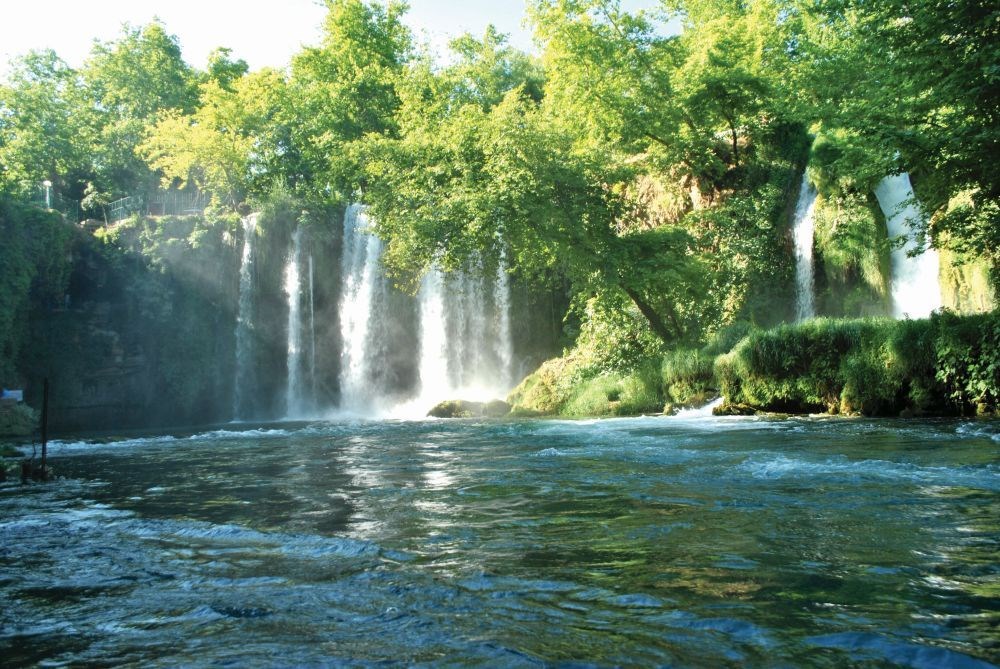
[
  {"xmin": 140, "ymin": 69, "xmax": 289, "ymax": 207},
  {"xmin": 203, "ymin": 47, "xmax": 249, "ymax": 91},
  {"xmin": 796, "ymin": 0, "xmax": 1000, "ymax": 277},
  {"xmin": 363, "ymin": 86, "xmax": 705, "ymax": 343},
  {"xmin": 0, "ymin": 50, "xmax": 92, "ymax": 198},
  {"xmin": 81, "ymin": 21, "xmax": 198, "ymax": 196},
  {"xmin": 287, "ymin": 0, "xmax": 412, "ymax": 201}
]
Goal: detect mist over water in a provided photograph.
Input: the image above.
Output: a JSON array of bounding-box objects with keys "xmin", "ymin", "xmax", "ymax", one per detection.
[{"xmin": 3, "ymin": 416, "xmax": 998, "ymax": 666}]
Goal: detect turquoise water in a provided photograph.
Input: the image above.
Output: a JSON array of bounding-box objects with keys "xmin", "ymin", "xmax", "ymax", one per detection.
[{"xmin": 2, "ymin": 415, "xmax": 998, "ymax": 666}]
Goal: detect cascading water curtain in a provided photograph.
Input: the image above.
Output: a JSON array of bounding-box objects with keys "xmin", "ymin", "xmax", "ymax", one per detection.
[
  {"xmin": 233, "ymin": 213, "xmax": 258, "ymax": 420},
  {"xmin": 792, "ymin": 174, "xmax": 818, "ymax": 322},
  {"xmin": 284, "ymin": 226, "xmax": 305, "ymax": 417},
  {"xmin": 874, "ymin": 173, "xmax": 942, "ymax": 319},
  {"xmin": 337, "ymin": 205, "xmax": 387, "ymax": 412}
]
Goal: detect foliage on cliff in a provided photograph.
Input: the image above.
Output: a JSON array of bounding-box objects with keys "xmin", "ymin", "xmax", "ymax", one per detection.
[{"xmin": 0, "ymin": 197, "xmax": 75, "ymax": 386}]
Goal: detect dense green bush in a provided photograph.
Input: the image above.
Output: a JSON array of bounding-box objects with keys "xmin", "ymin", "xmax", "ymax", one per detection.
[
  {"xmin": 661, "ymin": 348, "xmax": 715, "ymax": 405},
  {"xmin": 560, "ymin": 361, "xmax": 663, "ymax": 417},
  {"xmin": 717, "ymin": 312, "xmax": 999, "ymax": 416}
]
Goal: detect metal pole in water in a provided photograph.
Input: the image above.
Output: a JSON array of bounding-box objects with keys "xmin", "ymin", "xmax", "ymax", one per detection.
[{"xmin": 40, "ymin": 378, "xmax": 49, "ymax": 481}]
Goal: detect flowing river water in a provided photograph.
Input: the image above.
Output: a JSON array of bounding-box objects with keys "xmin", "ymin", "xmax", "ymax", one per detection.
[{"xmin": 2, "ymin": 415, "xmax": 998, "ymax": 667}]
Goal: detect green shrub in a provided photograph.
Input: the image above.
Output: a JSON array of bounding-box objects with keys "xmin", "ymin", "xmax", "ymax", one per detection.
[
  {"xmin": 507, "ymin": 354, "xmax": 587, "ymax": 415},
  {"xmin": 559, "ymin": 360, "xmax": 664, "ymax": 417},
  {"xmin": 661, "ymin": 347, "xmax": 716, "ymax": 405}
]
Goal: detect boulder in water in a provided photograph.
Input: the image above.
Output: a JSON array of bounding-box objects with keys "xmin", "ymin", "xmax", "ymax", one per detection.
[
  {"xmin": 428, "ymin": 400, "xmax": 483, "ymax": 418},
  {"xmin": 712, "ymin": 402, "xmax": 758, "ymax": 416},
  {"xmin": 482, "ymin": 400, "xmax": 512, "ymax": 417},
  {"xmin": 428, "ymin": 399, "xmax": 511, "ymax": 419}
]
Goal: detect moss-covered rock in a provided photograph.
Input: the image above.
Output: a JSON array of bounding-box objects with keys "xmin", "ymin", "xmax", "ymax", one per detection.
[
  {"xmin": 506, "ymin": 355, "xmax": 585, "ymax": 416},
  {"xmin": 508, "ymin": 354, "xmax": 665, "ymax": 418},
  {"xmin": 712, "ymin": 402, "xmax": 759, "ymax": 416},
  {"xmin": 939, "ymin": 247, "xmax": 996, "ymax": 314},
  {"xmin": 482, "ymin": 400, "xmax": 512, "ymax": 418}
]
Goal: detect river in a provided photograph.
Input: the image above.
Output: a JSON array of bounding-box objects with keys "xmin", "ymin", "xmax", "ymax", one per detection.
[{"xmin": 2, "ymin": 415, "xmax": 998, "ymax": 666}]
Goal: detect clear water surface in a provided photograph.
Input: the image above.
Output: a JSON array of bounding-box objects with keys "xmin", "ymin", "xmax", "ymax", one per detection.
[{"xmin": 2, "ymin": 415, "xmax": 998, "ymax": 667}]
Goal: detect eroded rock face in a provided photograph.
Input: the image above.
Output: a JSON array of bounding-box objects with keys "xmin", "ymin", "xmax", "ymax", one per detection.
[{"xmin": 427, "ymin": 399, "xmax": 511, "ymax": 419}]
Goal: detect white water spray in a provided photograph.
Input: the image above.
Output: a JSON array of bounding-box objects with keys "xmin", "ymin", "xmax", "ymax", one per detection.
[
  {"xmin": 874, "ymin": 173, "xmax": 942, "ymax": 318},
  {"xmin": 233, "ymin": 213, "xmax": 258, "ymax": 420},
  {"xmin": 335, "ymin": 205, "xmax": 516, "ymax": 416},
  {"xmin": 414, "ymin": 261, "xmax": 514, "ymax": 405},
  {"xmin": 417, "ymin": 268, "xmax": 451, "ymax": 405},
  {"xmin": 792, "ymin": 174, "xmax": 818, "ymax": 321}
]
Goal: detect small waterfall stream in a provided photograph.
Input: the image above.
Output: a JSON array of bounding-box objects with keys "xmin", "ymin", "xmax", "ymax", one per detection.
[
  {"xmin": 874, "ymin": 173, "xmax": 942, "ymax": 319},
  {"xmin": 233, "ymin": 213, "xmax": 258, "ymax": 420},
  {"xmin": 284, "ymin": 226, "xmax": 306, "ymax": 417},
  {"xmin": 337, "ymin": 205, "xmax": 388, "ymax": 412},
  {"xmin": 792, "ymin": 174, "xmax": 818, "ymax": 321},
  {"xmin": 494, "ymin": 254, "xmax": 514, "ymax": 389}
]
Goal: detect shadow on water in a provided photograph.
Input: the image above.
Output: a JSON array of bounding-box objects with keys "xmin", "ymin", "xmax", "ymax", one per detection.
[{"xmin": 2, "ymin": 416, "xmax": 998, "ymax": 666}]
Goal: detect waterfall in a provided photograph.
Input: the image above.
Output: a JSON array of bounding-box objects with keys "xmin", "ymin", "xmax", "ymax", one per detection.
[
  {"xmin": 417, "ymin": 269, "xmax": 451, "ymax": 404},
  {"xmin": 308, "ymin": 253, "xmax": 316, "ymax": 400},
  {"xmin": 335, "ymin": 205, "xmax": 516, "ymax": 415},
  {"xmin": 494, "ymin": 254, "xmax": 514, "ymax": 389},
  {"xmin": 874, "ymin": 173, "xmax": 942, "ymax": 319},
  {"xmin": 337, "ymin": 205, "xmax": 388, "ymax": 412},
  {"xmin": 284, "ymin": 226, "xmax": 306, "ymax": 417},
  {"xmin": 414, "ymin": 260, "xmax": 514, "ymax": 404},
  {"xmin": 792, "ymin": 174, "xmax": 818, "ymax": 321},
  {"xmin": 233, "ymin": 213, "xmax": 258, "ymax": 420}
]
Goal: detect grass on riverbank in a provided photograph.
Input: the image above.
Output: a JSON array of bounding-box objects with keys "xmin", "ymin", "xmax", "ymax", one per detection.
[{"xmin": 508, "ymin": 311, "xmax": 999, "ymax": 418}]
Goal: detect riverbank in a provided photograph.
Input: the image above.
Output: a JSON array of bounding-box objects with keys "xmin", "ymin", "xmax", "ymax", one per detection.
[{"xmin": 507, "ymin": 311, "xmax": 1000, "ymax": 419}]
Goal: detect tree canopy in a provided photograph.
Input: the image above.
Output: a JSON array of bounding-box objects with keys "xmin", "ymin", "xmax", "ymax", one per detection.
[{"xmin": 1, "ymin": 0, "xmax": 996, "ymax": 354}]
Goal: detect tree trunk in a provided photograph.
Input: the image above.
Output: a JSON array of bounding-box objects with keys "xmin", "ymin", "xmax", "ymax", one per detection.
[
  {"xmin": 620, "ymin": 285, "xmax": 682, "ymax": 344},
  {"xmin": 728, "ymin": 117, "xmax": 739, "ymax": 166}
]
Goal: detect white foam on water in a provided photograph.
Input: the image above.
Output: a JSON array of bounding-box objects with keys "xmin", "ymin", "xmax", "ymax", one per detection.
[{"xmin": 737, "ymin": 453, "xmax": 999, "ymax": 490}]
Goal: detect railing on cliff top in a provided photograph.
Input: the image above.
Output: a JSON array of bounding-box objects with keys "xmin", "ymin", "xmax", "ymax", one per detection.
[
  {"xmin": 29, "ymin": 186, "xmax": 208, "ymax": 224},
  {"xmin": 32, "ymin": 185, "xmax": 80, "ymax": 222},
  {"xmin": 107, "ymin": 189, "xmax": 209, "ymax": 223}
]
